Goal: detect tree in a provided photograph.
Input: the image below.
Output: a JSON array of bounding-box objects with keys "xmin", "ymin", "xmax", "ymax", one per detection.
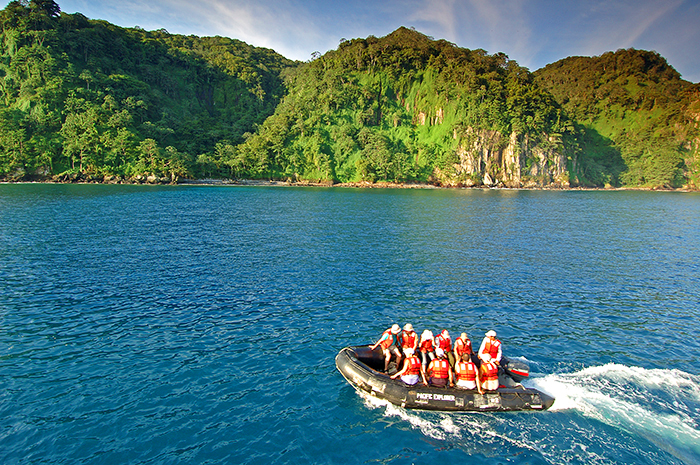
[
  {"xmin": 60, "ymin": 108, "xmax": 100, "ymax": 171},
  {"xmin": 0, "ymin": 109, "xmax": 29, "ymax": 177},
  {"xmin": 30, "ymin": 0, "xmax": 60, "ymax": 18}
]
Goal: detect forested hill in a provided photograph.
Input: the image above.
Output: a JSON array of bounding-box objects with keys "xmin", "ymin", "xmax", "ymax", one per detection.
[
  {"xmin": 223, "ymin": 28, "xmax": 700, "ymax": 189},
  {"xmin": 535, "ymin": 50, "xmax": 700, "ymax": 188},
  {"xmin": 1, "ymin": 2, "xmax": 698, "ymax": 188},
  {"xmin": 236, "ymin": 27, "xmax": 577, "ymax": 187},
  {"xmin": 0, "ymin": 0, "xmax": 296, "ymax": 181}
]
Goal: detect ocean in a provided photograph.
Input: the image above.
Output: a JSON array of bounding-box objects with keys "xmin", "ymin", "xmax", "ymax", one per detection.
[{"xmin": 1, "ymin": 184, "xmax": 699, "ymax": 464}]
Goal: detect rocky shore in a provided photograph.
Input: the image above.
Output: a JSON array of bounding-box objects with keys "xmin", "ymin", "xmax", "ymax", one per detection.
[
  {"xmin": 2, "ymin": 173, "xmax": 696, "ymax": 191},
  {"xmin": 46, "ymin": 172, "xmax": 178, "ymax": 185}
]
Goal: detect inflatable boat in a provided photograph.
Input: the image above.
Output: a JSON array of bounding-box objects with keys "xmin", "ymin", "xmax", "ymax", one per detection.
[{"xmin": 336, "ymin": 346, "xmax": 555, "ymax": 412}]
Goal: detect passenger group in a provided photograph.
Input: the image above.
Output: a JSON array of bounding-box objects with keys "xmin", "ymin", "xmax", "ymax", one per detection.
[{"xmin": 370, "ymin": 324, "xmax": 502, "ymax": 392}]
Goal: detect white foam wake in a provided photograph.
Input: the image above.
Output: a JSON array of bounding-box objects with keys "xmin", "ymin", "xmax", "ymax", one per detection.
[
  {"xmin": 526, "ymin": 364, "xmax": 700, "ymax": 462},
  {"xmin": 358, "ymin": 390, "xmax": 457, "ymax": 440},
  {"xmin": 353, "ymin": 365, "xmax": 700, "ymax": 463},
  {"xmin": 356, "ymin": 389, "xmax": 544, "ymax": 455}
]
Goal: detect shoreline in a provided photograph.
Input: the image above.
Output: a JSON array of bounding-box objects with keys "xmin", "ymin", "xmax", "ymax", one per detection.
[{"xmin": 2, "ymin": 177, "xmax": 697, "ymax": 192}]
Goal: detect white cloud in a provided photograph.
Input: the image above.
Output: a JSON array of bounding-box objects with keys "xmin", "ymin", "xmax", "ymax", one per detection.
[
  {"xmin": 59, "ymin": 0, "xmax": 326, "ymax": 60},
  {"xmin": 465, "ymin": 0, "xmax": 533, "ymax": 59},
  {"xmin": 56, "ymin": 0, "xmax": 700, "ymax": 81},
  {"xmin": 197, "ymin": 0, "xmax": 326, "ymax": 59},
  {"xmin": 580, "ymin": 0, "xmax": 686, "ymax": 56},
  {"xmin": 619, "ymin": 0, "xmax": 684, "ymax": 48},
  {"xmin": 404, "ymin": 0, "xmax": 534, "ymax": 64},
  {"xmin": 407, "ymin": 0, "xmax": 459, "ymax": 39}
]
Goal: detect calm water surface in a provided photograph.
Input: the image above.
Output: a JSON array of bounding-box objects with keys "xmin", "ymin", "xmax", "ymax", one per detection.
[{"xmin": 1, "ymin": 184, "xmax": 699, "ymax": 464}]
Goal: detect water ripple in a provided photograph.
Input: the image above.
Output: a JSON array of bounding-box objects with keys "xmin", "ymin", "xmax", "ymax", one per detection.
[{"xmin": 1, "ymin": 186, "xmax": 699, "ymax": 464}]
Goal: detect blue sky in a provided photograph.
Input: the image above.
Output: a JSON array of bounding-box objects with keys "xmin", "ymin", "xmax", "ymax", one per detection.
[{"xmin": 57, "ymin": 0, "xmax": 700, "ymax": 82}]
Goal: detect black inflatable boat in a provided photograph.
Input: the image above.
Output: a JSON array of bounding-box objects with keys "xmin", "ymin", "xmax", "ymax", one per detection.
[{"xmin": 336, "ymin": 346, "xmax": 555, "ymax": 412}]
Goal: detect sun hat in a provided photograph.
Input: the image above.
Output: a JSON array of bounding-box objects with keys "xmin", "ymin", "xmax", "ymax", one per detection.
[
  {"xmin": 486, "ymin": 330, "xmax": 497, "ymax": 337},
  {"xmin": 391, "ymin": 324, "xmax": 400, "ymax": 334},
  {"xmin": 403, "ymin": 323, "xmax": 414, "ymax": 332}
]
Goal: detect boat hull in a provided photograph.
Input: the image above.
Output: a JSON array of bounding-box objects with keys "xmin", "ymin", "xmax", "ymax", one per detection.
[{"xmin": 335, "ymin": 346, "xmax": 554, "ymax": 412}]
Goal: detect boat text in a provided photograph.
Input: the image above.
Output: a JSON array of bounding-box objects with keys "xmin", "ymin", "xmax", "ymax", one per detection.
[{"xmin": 416, "ymin": 393, "xmax": 455, "ymax": 402}]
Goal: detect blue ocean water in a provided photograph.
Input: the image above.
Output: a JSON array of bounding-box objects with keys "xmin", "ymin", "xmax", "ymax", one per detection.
[{"xmin": 1, "ymin": 184, "xmax": 699, "ymax": 464}]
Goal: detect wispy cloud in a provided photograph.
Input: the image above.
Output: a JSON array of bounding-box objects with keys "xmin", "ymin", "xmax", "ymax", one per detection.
[
  {"xmin": 201, "ymin": 0, "xmax": 324, "ymax": 57},
  {"xmin": 581, "ymin": 0, "xmax": 686, "ymax": 55},
  {"xmin": 619, "ymin": 0, "xmax": 684, "ymax": 48},
  {"xmin": 407, "ymin": 0, "xmax": 459, "ymax": 39},
  {"xmin": 464, "ymin": 0, "xmax": 533, "ymax": 59},
  {"xmin": 57, "ymin": 0, "xmax": 700, "ymax": 81},
  {"xmin": 405, "ymin": 0, "xmax": 533, "ymax": 55}
]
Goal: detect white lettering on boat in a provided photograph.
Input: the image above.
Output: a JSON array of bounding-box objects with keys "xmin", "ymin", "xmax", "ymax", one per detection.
[{"xmin": 415, "ymin": 392, "xmax": 455, "ymax": 402}]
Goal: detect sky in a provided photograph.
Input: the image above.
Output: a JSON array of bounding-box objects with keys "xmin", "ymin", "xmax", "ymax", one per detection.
[{"xmin": 56, "ymin": 0, "xmax": 700, "ymax": 82}]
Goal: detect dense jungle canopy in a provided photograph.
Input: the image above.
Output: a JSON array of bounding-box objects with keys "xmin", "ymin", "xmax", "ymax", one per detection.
[{"xmin": 1, "ymin": 1, "xmax": 698, "ymax": 188}]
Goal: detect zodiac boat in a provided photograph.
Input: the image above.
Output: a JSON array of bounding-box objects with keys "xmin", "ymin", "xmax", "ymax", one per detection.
[{"xmin": 335, "ymin": 346, "xmax": 555, "ymax": 412}]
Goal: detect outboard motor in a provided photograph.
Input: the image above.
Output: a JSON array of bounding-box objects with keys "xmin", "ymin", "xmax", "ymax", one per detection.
[{"xmin": 501, "ymin": 357, "xmax": 529, "ymax": 383}]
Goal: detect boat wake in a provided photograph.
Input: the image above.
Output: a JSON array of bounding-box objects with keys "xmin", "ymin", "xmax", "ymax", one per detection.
[
  {"xmin": 359, "ymin": 391, "xmax": 459, "ymax": 441},
  {"xmin": 357, "ymin": 389, "xmax": 540, "ymax": 455},
  {"xmin": 526, "ymin": 363, "xmax": 700, "ymax": 463},
  {"xmin": 356, "ymin": 364, "xmax": 700, "ymax": 464}
]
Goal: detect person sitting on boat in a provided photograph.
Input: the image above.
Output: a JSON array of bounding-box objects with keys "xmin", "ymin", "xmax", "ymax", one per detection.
[
  {"xmin": 478, "ymin": 330, "xmax": 502, "ymax": 365},
  {"xmin": 434, "ymin": 329, "xmax": 455, "ymax": 369},
  {"xmin": 427, "ymin": 348, "xmax": 453, "ymax": 387},
  {"xmin": 390, "ymin": 348, "xmax": 427, "ymax": 386},
  {"xmin": 454, "ymin": 353, "xmax": 482, "ymax": 393},
  {"xmin": 370, "ymin": 324, "xmax": 402, "ymax": 372},
  {"xmin": 454, "ymin": 332, "xmax": 473, "ymax": 364},
  {"xmin": 418, "ymin": 329, "xmax": 435, "ymax": 369},
  {"xmin": 480, "ymin": 354, "xmax": 500, "ymax": 391},
  {"xmin": 400, "ymin": 323, "xmax": 418, "ymax": 352}
]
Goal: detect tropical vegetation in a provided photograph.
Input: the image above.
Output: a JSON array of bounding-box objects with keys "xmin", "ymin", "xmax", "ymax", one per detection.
[
  {"xmin": 0, "ymin": 0, "xmax": 295, "ymax": 181},
  {"xmin": 535, "ymin": 49, "xmax": 700, "ymax": 188},
  {"xmin": 1, "ymin": 1, "xmax": 698, "ymax": 188}
]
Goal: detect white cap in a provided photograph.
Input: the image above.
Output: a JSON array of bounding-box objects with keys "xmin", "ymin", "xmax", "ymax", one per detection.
[
  {"xmin": 435, "ymin": 348, "xmax": 445, "ymax": 357},
  {"xmin": 486, "ymin": 330, "xmax": 497, "ymax": 337},
  {"xmin": 482, "ymin": 354, "xmax": 492, "ymax": 362},
  {"xmin": 403, "ymin": 348, "xmax": 414, "ymax": 356},
  {"xmin": 391, "ymin": 324, "xmax": 400, "ymax": 334}
]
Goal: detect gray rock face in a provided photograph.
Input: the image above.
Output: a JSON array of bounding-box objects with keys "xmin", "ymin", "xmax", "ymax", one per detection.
[{"xmin": 447, "ymin": 128, "xmax": 570, "ymax": 188}]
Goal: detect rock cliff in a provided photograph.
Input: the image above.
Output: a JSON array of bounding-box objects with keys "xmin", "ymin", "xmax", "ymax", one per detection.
[{"xmin": 428, "ymin": 126, "xmax": 570, "ymax": 188}]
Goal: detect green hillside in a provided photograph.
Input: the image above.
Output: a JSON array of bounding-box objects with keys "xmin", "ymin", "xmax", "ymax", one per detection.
[
  {"xmin": 535, "ymin": 49, "xmax": 700, "ymax": 188},
  {"xmin": 233, "ymin": 27, "xmax": 575, "ymax": 186},
  {"xmin": 0, "ymin": 0, "xmax": 296, "ymax": 181}
]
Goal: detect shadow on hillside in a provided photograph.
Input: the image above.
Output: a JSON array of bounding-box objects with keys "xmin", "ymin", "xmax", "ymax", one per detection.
[{"xmin": 575, "ymin": 126, "xmax": 627, "ymax": 187}]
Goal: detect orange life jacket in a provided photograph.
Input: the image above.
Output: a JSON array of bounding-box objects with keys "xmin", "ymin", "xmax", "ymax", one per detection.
[
  {"xmin": 454, "ymin": 337, "xmax": 472, "ymax": 357},
  {"xmin": 428, "ymin": 358, "xmax": 449, "ymax": 378},
  {"xmin": 419, "ymin": 339, "xmax": 434, "ymax": 352},
  {"xmin": 435, "ymin": 334, "xmax": 452, "ymax": 352},
  {"xmin": 379, "ymin": 330, "xmax": 396, "ymax": 350},
  {"xmin": 481, "ymin": 360, "xmax": 499, "ymax": 382},
  {"xmin": 483, "ymin": 337, "xmax": 501, "ymax": 359},
  {"xmin": 455, "ymin": 361, "xmax": 477, "ymax": 381},
  {"xmin": 405, "ymin": 356, "xmax": 422, "ymax": 375},
  {"xmin": 401, "ymin": 331, "xmax": 417, "ymax": 349}
]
